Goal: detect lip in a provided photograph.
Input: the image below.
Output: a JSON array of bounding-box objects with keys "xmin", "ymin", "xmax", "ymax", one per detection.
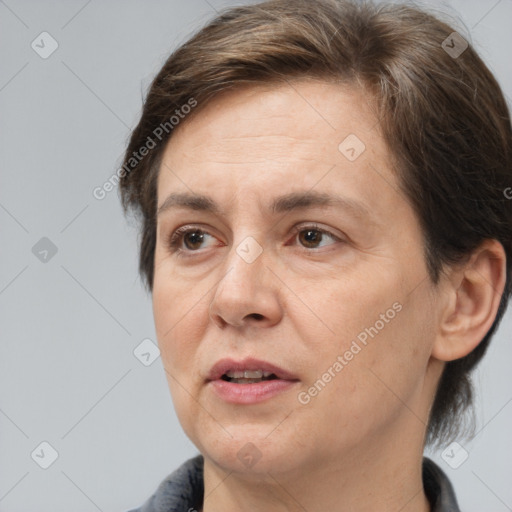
[
  {"xmin": 206, "ymin": 357, "xmax": 299, "ymax": 405},
  {"xmin": 207, "ymin": 357, "xmax": 298, "ymax": 381}
]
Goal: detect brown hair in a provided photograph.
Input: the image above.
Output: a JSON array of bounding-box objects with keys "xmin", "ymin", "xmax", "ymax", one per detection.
[{"xmin": 118, "ymin": 0, "xmax": 512, "ymax": 447}]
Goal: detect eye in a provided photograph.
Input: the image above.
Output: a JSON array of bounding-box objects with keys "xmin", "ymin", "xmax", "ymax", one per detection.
[
  {"xmin": 290, "ymin": 224, "xmax": 341, "ymax": 250},
  {"xmin": 165, "ymin": 226, "xmax": 218, "ymax": 255},
  {"xmin": 165, "ymin": 223, "xmax": 343, "ymax": 258}
]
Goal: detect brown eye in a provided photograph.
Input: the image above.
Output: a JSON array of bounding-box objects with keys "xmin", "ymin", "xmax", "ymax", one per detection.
[
  {"xmin": 294, "ymin": 225, "xmax": 339, "ymax": 250},
  {"xmin": 298, "ymin": 229, "xmax": 324, "ymax": 248},
  {"xmin": 167, "ymin": 227, "xmax": 215, "ymax": 254},
  {"xmin": 182, "ymin": 230, "xmax": 206, "ymax": 250}
]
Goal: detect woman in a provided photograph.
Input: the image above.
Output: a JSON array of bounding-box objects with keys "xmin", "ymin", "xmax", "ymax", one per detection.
[{"xmin": 119, "ymin": 0, "xmax": 512, "ymax": 510}]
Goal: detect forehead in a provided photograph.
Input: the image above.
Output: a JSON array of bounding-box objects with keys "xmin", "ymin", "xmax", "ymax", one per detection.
[
  {"xmin": 156, "ymin": 79, "xmax": 404, "ymax": 224},
  {"xmin": 164, "ymin": 80, "xmax": 378, "ymax": 159}
]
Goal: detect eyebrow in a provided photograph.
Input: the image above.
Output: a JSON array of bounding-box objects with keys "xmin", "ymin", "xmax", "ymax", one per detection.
[{"xmin": 157, "ymin": 190, "xmax": 374, "ymax": 223}]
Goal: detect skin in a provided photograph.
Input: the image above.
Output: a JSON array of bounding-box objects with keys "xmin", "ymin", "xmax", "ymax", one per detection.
[{"xmin": 152, "ymin": 78, "xmax": 506, "ymax": 512}]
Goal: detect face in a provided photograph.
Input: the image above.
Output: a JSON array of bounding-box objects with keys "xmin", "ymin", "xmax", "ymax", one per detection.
[{"xmin": 152, "ymin": 79, "xmax": 441, "ymax": 477}]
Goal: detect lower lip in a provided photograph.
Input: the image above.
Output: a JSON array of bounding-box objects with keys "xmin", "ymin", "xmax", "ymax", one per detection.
[{"xmin": 208, "ymin": 379, "xmax": 298, "ymax": 404}]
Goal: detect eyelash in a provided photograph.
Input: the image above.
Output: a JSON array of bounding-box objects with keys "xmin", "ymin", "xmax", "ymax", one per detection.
[{"xmin": 165, "ymin": 224, "xmax": 343, "ymax": 258}]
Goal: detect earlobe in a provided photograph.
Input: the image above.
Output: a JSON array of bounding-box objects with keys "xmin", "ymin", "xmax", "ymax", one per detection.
[{"xmin": 431, "ymin": 239, "xmax": 507, "ymax": 362}]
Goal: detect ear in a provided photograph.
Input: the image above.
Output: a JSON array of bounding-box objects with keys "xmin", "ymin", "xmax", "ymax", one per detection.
[{"xmin": 432, "ymin": 239, "xmax": 507, "ymax": 362}]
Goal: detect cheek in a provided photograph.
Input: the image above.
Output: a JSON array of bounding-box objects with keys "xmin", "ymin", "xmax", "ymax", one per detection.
[
  {"xmin": 297, "ymin": 267, "xmax": 428, "ymax": 396},
  {"xmin": 294, "ymin": 268, "xmax": 401, "ymax": 353},
  {"xmin": 152, "ymin": 283, "xmax": 208, "ymax": 431},
  {"xmin": 152, "ymin": 274, "xmax": 208, "ymax": 373},
  {"xmin": 341, "ymin": 287, "xmax": 435, "ymax": 420},
  {"xmin": 301, "ymin": 304, "xmax": 432, "ymax": 448}
]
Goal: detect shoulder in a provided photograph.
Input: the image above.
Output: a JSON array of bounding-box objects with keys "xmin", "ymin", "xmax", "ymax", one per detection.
[
  {"xmin": 422, "ymin": 456, "xmax": 461, "ymax": 512},
  {"xmin": 126, "ymin": 454, "xmax": 204, "ymax": 512}
]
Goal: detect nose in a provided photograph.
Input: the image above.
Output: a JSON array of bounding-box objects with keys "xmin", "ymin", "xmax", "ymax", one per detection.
[{"xmin": 208, "ymin": 242, "xmax": 283, "ymax": 329}]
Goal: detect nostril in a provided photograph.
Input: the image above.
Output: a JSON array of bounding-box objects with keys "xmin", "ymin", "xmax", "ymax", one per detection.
[{"xmin": 250, "ymin": 313, "xmax": 264, "ymax": 321}]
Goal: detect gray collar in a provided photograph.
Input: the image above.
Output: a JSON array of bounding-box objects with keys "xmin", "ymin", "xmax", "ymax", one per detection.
[{"xmin": 129, "ymin": 455, "xmax": 460, "ymax": 512}]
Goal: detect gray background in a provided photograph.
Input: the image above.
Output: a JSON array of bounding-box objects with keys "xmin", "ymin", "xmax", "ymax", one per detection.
[{"xmin": 0, "ymin": 0, "xmax": 511, "ymax": 510}]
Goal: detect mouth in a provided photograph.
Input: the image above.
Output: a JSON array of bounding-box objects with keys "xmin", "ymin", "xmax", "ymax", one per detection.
[
  {"xmin": 207, "ymin": 358, "xmax": 299, "ymax": 404},
  {"xmin": 207, "ymin": 357, "xmax": 298, "ymax": 382},
  {"xmin": 220, "ymin": 370, "xmax": 279, "ymax": 384}
]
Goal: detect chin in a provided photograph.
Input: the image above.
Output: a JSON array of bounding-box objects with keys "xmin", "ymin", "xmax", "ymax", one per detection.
[{"xmin": 196, "ymin": 426, "xmax": 303, "ymax": 476}]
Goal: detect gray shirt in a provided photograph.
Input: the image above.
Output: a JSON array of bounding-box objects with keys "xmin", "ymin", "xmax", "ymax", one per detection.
[{"xmin": 128, "ymin": 455, "xmax": 460, "ymax": 512}]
